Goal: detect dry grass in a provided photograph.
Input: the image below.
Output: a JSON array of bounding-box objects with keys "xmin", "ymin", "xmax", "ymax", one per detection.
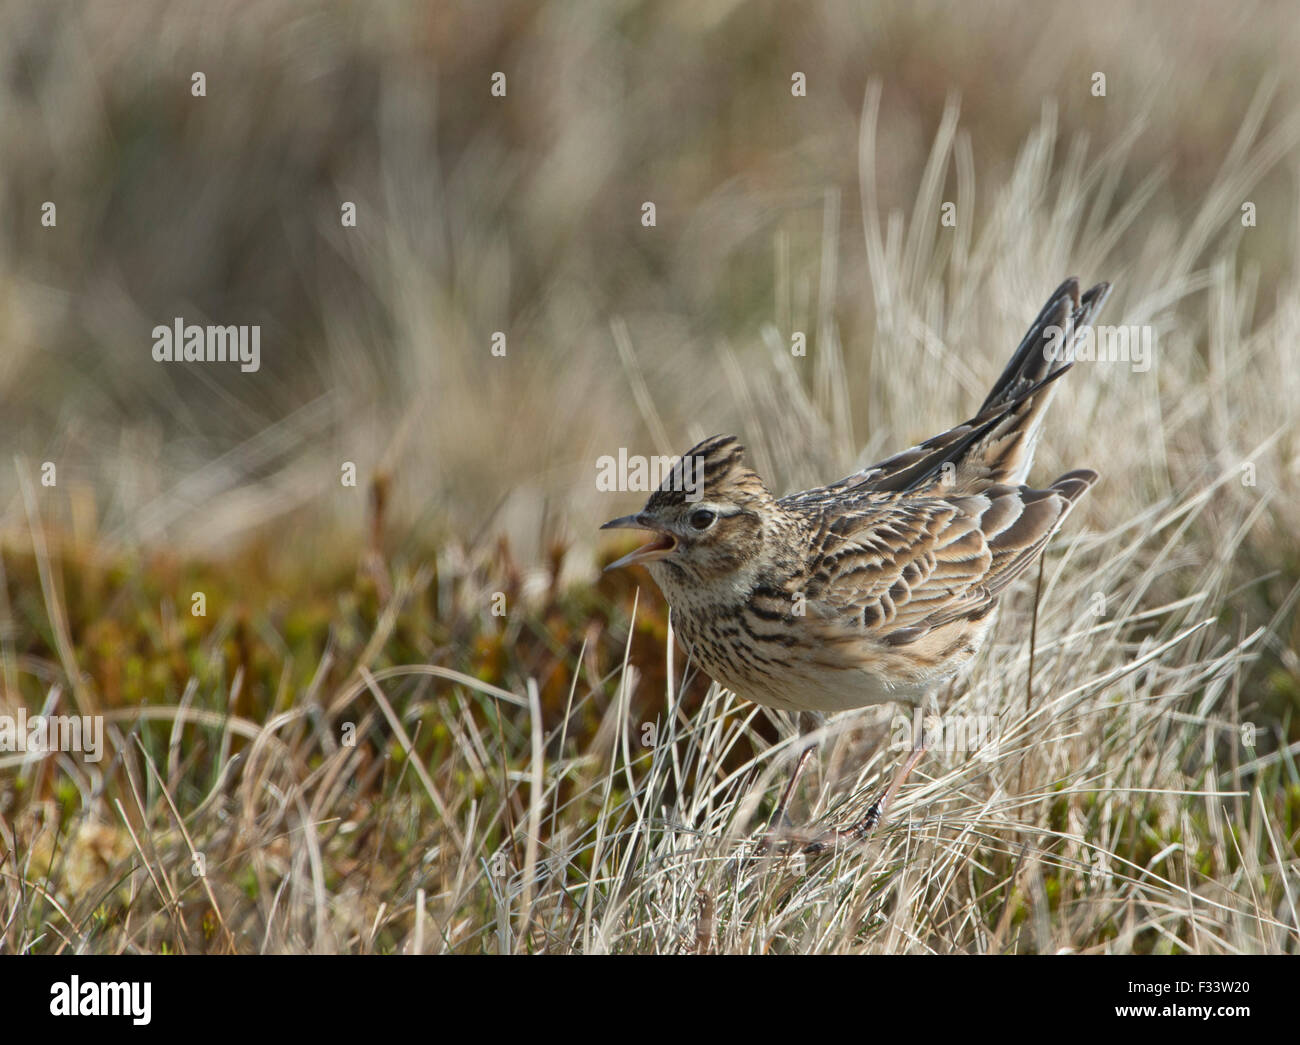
[{"xmin": 1, "ymin": 1, "xmax": 1298, "ymax": 953}]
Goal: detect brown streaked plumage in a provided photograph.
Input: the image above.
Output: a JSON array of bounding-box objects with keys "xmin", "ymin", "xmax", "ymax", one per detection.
[{"xmin": 602, "ymin": 277, "xmax": 1110, "ymax": 843}]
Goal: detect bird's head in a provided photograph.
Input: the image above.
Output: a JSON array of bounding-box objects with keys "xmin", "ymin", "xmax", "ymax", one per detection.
[{"xmin": 601, "ymin": 435, "xmax": 774, "ymax": 584}]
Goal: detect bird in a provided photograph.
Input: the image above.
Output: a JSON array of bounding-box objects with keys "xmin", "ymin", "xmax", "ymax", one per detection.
[{"xmin": 602, "ymin": 277, "xmax": 1111, "ymax": 852}]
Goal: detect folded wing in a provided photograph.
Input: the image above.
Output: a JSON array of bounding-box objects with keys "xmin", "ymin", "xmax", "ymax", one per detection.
[{"xmin": 802, "ymin": 470, "xmax": 1097, "ymax": 645}]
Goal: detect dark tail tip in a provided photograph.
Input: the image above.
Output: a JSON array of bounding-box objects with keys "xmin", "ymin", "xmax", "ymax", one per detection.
[
  {"xmin": 1051, "ymin": 468, "xmax": 1100, "ymax": 503},
  {"xmin": 979, "ymin": 278, "xmax": 1114, "ymax": 416}
]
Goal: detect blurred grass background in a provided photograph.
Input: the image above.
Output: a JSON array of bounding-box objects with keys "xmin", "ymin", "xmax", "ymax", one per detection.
[
  {"xmin": 1, "ymin": 0, "xmax": 1298, "ymax": 953},
  {"xmin": 3, "ymin": 0, "xmax": 1298, "ymax": 555}
]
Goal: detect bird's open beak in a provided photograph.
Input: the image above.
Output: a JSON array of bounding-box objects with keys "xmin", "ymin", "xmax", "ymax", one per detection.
[{"xmin": 600, "ymin": 514, "xmax": 677, "ymax": 571}]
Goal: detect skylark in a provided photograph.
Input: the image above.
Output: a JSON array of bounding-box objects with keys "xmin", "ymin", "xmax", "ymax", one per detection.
[{"xmin": 603, "ymin": 277, "xmax": 1111, "ymax": 849}]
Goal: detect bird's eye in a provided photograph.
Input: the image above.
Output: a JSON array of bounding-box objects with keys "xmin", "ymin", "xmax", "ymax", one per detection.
[{"xmin": 689, "ymin": 509, "xmax": 717, "ymax": 530}]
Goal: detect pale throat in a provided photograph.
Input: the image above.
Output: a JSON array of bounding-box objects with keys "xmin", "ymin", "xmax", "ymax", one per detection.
[{"xmin": 647, "ymin": 546, "xmax": 767, "ymax": 612}]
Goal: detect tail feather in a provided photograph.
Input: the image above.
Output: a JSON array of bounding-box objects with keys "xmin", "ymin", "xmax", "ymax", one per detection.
[
  {"xmin": 1049, "ymin": 467, "xmax": 1101, "ymax": 506},
  {"xmin": 969, "ymin": 279, "xmax": 1111, "ymax": 486},
  {"xmin": 799, "ymin": 278, "xmax": 1111, "ymax": 504},
  {"xmin": 861, "ymin": 365, "xmax": 1072, "ymax": 494}
]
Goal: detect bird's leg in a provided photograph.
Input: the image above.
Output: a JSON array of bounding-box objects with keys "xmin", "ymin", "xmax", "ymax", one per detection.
[
  {"xmin": 771, "ymin": 743, "xmax": 814, "ymax": 829},
  {"xmin": 754, "ymin": 740, "xmax": 815, "ymax": 856},
  {"xmin": 800, "ymin": 740, "xmax": 928, "ymax": 856},
  {"xmin": 852, "ymin": 740, "xmax": 928, "ymax": 834},
  {"xmin": 755, "ymin": 712, "xmax": 821, "ymax": 853}
]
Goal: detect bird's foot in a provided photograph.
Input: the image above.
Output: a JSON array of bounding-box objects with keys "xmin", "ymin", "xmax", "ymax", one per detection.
[{"xmin": 757, "ymin": 743, "xmax": 926, "ymax": 859}]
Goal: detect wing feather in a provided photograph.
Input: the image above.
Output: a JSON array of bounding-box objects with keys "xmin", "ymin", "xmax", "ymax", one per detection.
[{"xmin": 802, "ymin": 471, "xmax": 1096, "ymax": 643}]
